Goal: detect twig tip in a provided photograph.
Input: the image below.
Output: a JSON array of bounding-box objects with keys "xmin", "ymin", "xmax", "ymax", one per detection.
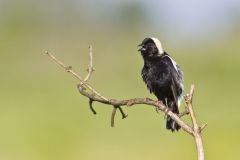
[
  {"xmin": 200, "ymin": 123, "xmax": 208, "ymax": 131},
  {"xmin": 122, "ymin": 114, "xmax": 128, "ymax": 119}
]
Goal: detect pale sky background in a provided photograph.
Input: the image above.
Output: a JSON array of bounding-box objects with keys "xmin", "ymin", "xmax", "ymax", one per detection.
[
  {"xmin": 81, "ymin": 0, "xmax": 240, "ymax": 40},
  {"xmin": 1, "ymin": 0, "xmax": 240, "ymax": 45}
]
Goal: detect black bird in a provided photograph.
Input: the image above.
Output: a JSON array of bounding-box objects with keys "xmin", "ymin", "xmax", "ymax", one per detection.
[{"xmin": 138, "ymin": 37, "xmax": 184, "ymax": 131}]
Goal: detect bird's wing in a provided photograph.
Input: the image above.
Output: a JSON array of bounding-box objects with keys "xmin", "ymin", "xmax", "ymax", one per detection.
[
  {"xmin": 171, "ymin": 78, "xmax": 179, "ymax": 108},
  {"xmin": 163, "ymin": 55, "xmax": 184, "ymax": 107}
]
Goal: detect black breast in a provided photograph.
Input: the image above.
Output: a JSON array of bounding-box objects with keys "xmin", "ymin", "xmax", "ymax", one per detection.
[{"xmin": 141, "ymin": 54, "xmax": 183, "ymax": 102}]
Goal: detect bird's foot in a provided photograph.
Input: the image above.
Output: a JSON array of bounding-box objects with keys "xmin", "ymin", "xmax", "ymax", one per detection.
[
  {"xmin": 164, "ymin": 108, "xmax": 172, "ymax": 119},
  {"xmin": 155, "ymin": 100, "xmax": 163, "ymax": 114},
  {"xmin": 157, "ymin": 100, "xmax": 164, "ymax": 105}
]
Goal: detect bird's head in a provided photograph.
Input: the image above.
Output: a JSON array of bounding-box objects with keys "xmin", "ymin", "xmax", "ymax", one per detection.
[{"xmin": 138, "ymin": 37, "xmax": 164, "ymax": 58}]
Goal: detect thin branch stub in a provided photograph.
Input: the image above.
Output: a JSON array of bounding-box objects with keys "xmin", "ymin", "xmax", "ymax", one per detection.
[
  {"xmin": 89, "ymin": 99, "xmax": 97, "ymax": 114},
  {"xmin": 111, "ymin": 106, "xmax": 118, "ymax": 127}
]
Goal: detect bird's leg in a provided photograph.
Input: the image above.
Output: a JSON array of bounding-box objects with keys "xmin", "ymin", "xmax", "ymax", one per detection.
[
  {"xmin": 155, "ymin": 100, "xmax": 164, "ymax": 113},
  {"xmin": 155, "ymin": 100, "xmax": 161, "ymax": 113},
  {"xmin": 165, "ymin": 98, "xmax": 168, "ymax": 107},
  {"xmin": 164, "ymin": 98, "xmax": 170, "ymax": 119}
]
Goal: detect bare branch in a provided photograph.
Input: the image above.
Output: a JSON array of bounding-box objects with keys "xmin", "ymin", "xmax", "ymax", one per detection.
[
  {"xmin": 185, "ymin": 85, "xmax": 198, "ymax": 129},
  {"xmin": 44, "ymin": 50, "xmax": 196, "ymax": 135},
  {"xmin": 185, "ymin": 85, "xmax": 206, "ymax": 160},
  {"xmin": 44, "ymin": 48, "xmax": 207, "ymax": 160},
  {"xmin": 84, "ymin": 45, "xmax": 95, "ymax": 82},
  {"xmin": 89, "ymin": 99, "xmax": 97, "ymax": 114},
  {"xmin": 110, "ymin": 106, "xmax": 128, "ymax": 127},
  {"xmin": 111, "ymin": 106, "xmax": 118, "ymax": 127},
  {"xmin": 200, "ymin": 123, "xmax": 208, "ymax": 131},
  {"xmin": 44, "ymin": 51, "xmax": 108, "ymax": 101},
  {"xmin": 77, "ymin": 85, "xmax": 194, "ymax": 135},
  {"xmin": 118, "ymin": 106, "xmax": 128, "ymax": 119},
  {"xmin": 189, "ymin": 84, "xmax": 194, "ymax": 102},
  {"xmin": 179, "ymin": 109, "xmax": 189, "ymax": 117}
]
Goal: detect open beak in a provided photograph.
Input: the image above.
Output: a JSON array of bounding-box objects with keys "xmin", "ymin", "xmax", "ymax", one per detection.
[{"xmin": 138, "ymin": 44, "xmax": 145, "ymax": 52}]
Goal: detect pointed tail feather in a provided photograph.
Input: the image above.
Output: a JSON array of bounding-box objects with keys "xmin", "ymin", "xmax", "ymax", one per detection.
[
  {"xmin": 166, "ymin": 101, "xmax": 181, "ymax": 131},
  {"xmin": 166, "ymin": 116, "xmax": 181, "ymax": 131}
]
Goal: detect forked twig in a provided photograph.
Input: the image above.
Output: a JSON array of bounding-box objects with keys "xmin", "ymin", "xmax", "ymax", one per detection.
[{"xmin": 84, "ymin": 45, "xmax": 95, "ymax": 82}]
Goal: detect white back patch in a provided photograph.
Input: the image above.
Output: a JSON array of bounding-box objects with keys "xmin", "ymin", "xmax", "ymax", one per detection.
[
  {"xmin": 150, "ymin": 37, "xmax": 164, "ymax": 54},
  {"xmin": 165, "ymin": 55, "xmax": 183, "ymax": 108},
  {"xmin": 165, "ymin": 55, "xmax": 178, "ymax": 72}
]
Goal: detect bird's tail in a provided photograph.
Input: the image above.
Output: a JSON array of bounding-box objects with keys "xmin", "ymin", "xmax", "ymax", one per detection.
[
  {"xmin": 166, "ymin": 116, "xmax": 180, "ymax": 131},
  {"xmin": 166, "ymin": 102, "xmax": 180, "ymax": 132}
]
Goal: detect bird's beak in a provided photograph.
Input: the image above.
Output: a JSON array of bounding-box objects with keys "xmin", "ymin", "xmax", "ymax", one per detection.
[{"xmin": 138, "ymin": 44, "xmax": 145, "ymax": 52}]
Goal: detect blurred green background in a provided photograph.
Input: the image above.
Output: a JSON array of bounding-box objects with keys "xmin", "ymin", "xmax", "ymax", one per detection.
[{"xmin": 1, "ymin": 0, "xmax": 240, "ymax": 160}]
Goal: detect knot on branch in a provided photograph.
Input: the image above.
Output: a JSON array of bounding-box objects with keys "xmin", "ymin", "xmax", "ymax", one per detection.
[
  {"xmin": 77, "ymin": 84, "xmax": 86, "ymax": 91},
  {"xmin": 126, "ymin": 100, "xmax": 135, "ymax": 106},
  {"xmin": 86, "ymin": 66, "xmax": 95, "ymax": 72},
  {"xmin": 65, "ymin": 66, "xmax": 72, "ymax": 72}
]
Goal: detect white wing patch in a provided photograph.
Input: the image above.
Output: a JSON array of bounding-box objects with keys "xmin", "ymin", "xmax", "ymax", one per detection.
[
  {"xmin": 164, "ymin": 55, "xmax": 183, "ymax": 108},
  {"xmin": 178, "ymin": 95, "xmax": 182, "ymax": 108},
  {"xmin": 165, "ymin": 55, "xmax": 178, "ymax": 72}
]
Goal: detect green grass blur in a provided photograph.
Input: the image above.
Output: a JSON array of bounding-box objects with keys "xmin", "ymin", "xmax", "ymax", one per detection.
[{"xmin": 0, "ymin": 1, "xmax": 240, "ymax": 160}]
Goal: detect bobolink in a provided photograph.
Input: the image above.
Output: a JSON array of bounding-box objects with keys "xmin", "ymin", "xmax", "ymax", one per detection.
[{"xmin": 138, "ymin": 37, "xmax": 184, "ymax": 131}]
